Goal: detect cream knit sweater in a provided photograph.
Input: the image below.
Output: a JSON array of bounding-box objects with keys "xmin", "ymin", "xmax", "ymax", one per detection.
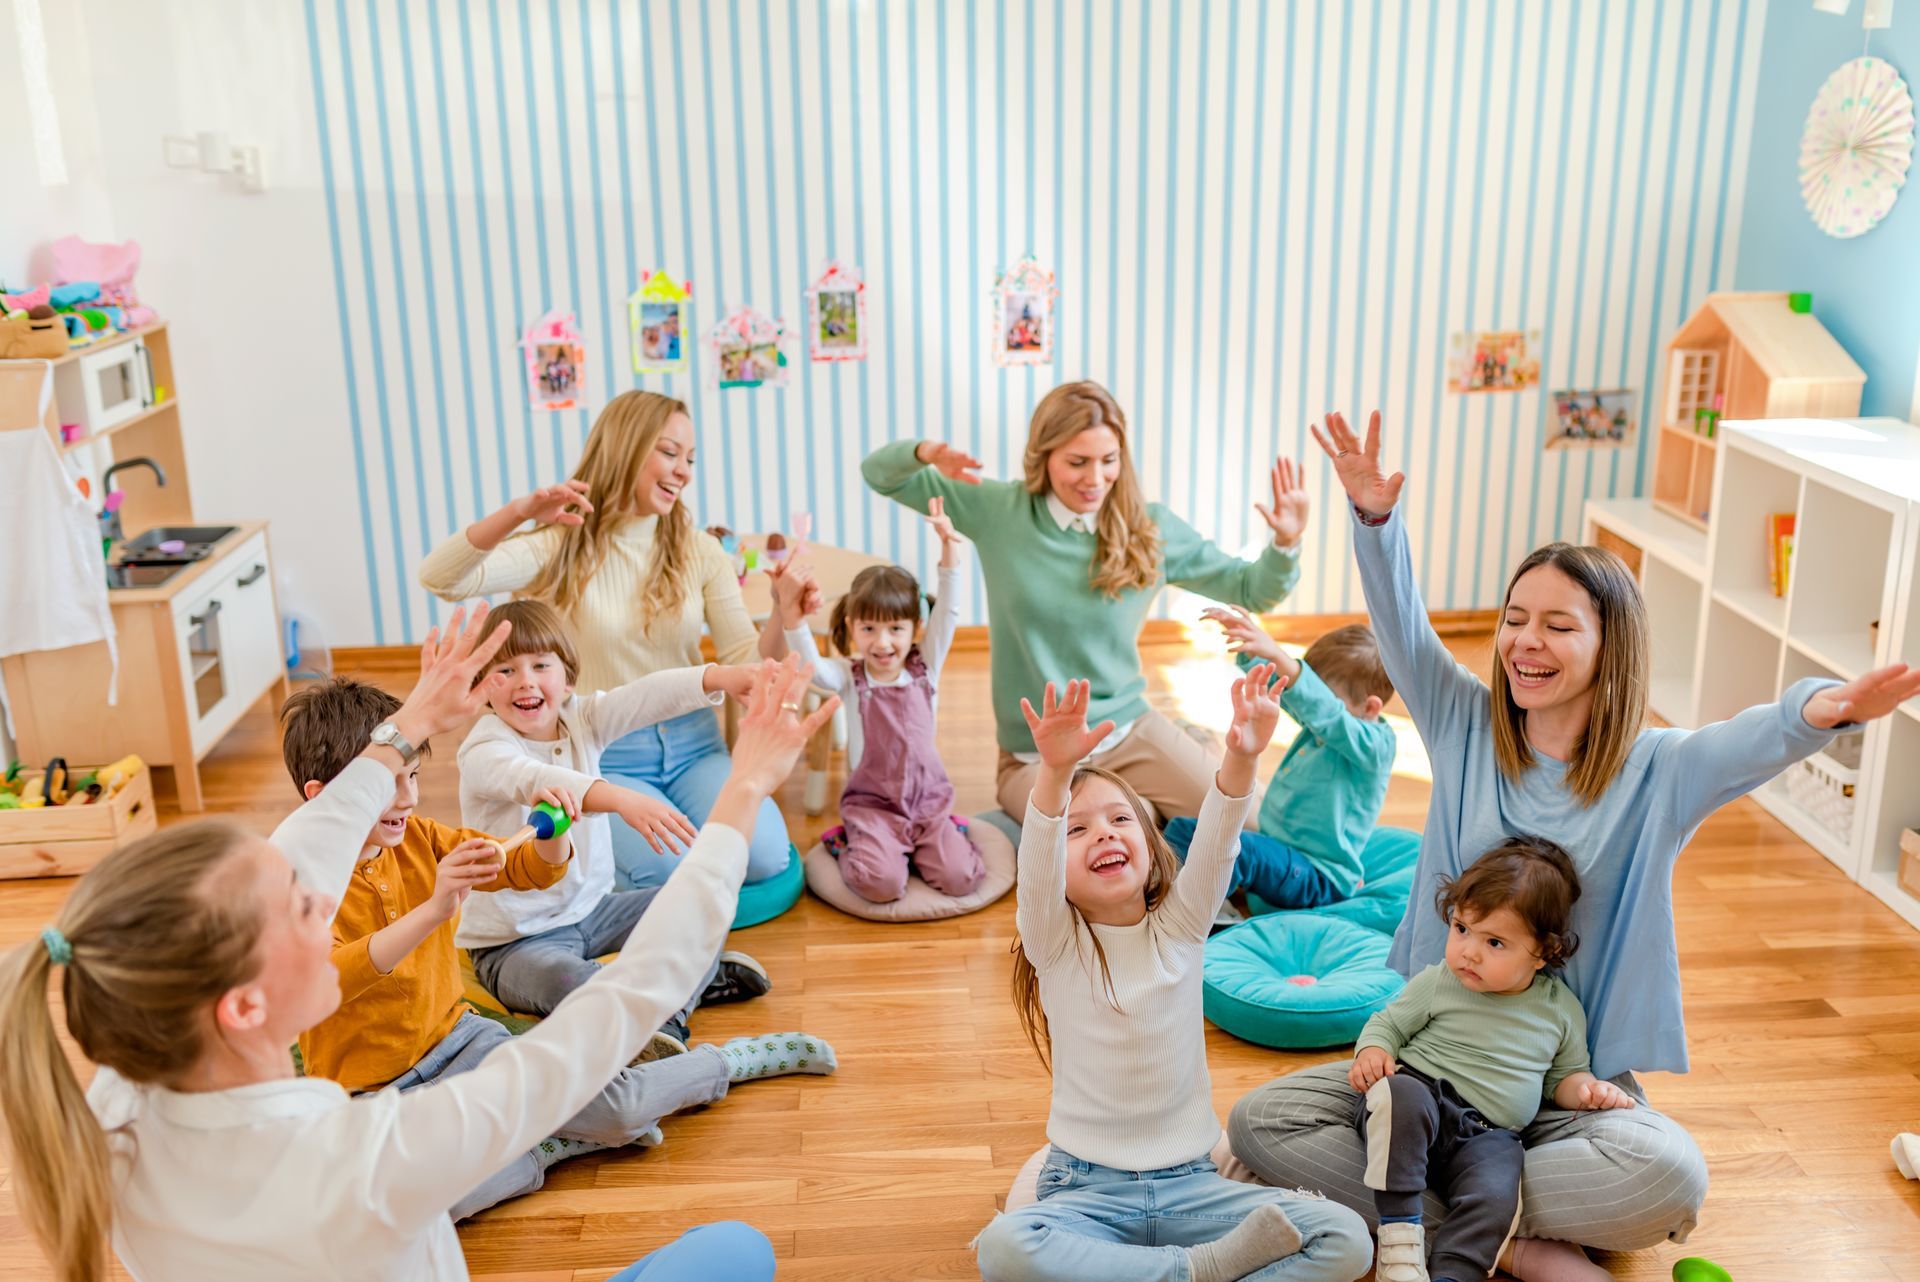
[{"xmin": 418, "ymin": 518, "xmax": 759, "ymax": 694}]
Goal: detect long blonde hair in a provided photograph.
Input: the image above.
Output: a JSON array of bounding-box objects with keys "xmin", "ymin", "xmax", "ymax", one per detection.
[
  {"xmin": 1023, "ymin": 382, "xmax": 1162, "ymax": 597},
  {"xmin": 522, "ymin": 390, "xmax": 698, "ymax": 625},
  {"xmin": 0, "ymin": 820, "xmax": 266, "ymax": 1281},
  {"xmin": 1010, "ymin": 768, "xmax": 1183, "ymax": 1070},
  {"xmin": 1490, "ymin": 543, "xmax": 1649, "ymax": 807}
]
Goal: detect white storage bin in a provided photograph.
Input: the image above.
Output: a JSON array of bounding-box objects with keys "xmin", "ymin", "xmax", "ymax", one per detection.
[{"xmin": 1782, "ymin": 731, "xmax": 1864, "ymax": 843}]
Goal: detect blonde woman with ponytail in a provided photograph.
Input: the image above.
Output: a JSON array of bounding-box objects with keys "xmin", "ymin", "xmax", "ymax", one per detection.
[
  {"xmin": 0, "ymin": 610, "xmax": 826, "ymax": 1282},
  {"xmin": 421, "ymin": 391, "xmax": 804, "ymax": 892},
  {"xmin": 863, "ymin": 380, "xmax": 1312, "ymax": 822}
]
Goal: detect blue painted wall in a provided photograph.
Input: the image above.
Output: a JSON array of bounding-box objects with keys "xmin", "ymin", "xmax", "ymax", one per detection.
[{"xmin": 1735, "ymin": 8, "xmax": 1920, "ymax": 419}]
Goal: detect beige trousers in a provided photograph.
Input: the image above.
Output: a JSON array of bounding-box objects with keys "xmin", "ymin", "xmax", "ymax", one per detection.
[{"xmin": 994, "ymin": 709, "xmax": 1225, "ymax": 825}]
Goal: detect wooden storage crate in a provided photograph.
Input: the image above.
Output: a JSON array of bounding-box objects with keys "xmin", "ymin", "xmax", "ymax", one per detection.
[
  {"xmin": 1592, "ymin": 526, "xmax": 1645, "ymax": 578},
  {"xmin": 0, "ymin": 762, "xmax": 157, "ymax": 879}
]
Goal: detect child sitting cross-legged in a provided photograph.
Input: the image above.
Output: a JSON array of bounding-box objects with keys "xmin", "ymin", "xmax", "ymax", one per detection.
[
  {"xmin": 1178, "ymin": 608, "xmax": 1396, "ymax": 909},
  {"xmin": 780, "ymin": 498, "xmax": 983, "ymax": 903},
  {"xmin": 280, "ymin": 675, "xmax": 826, "ymax": 1221},
  {"xmin": 1348, "ymin": 837, "xmax": 1630, "ymax": 1282},
  {"xmin": 456, "ymin": 599, "xmax": 828, "ymax": 1061},
  {"xmin": 976, "ymin": 672, "xmax": 1372, "ymax": 1282}
]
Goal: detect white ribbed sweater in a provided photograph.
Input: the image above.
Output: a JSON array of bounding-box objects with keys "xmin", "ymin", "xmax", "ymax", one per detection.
[
  {"xmin": 1016, "ymin": 783, "xmax": 1254, "ymax": 1171},
  {"xmin": 418, "ymin": 518, "xmax": 760, "ymax": 694}
]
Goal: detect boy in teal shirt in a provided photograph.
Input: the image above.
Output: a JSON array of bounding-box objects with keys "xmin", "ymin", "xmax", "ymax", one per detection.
[{"xmin": 1165, "ymin": 611, "xmax": 1395, "ymax": 908}]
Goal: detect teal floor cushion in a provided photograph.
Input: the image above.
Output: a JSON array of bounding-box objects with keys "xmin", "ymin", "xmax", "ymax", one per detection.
[
  {"xmin": 732, "ymin": 843, "xmax": 805, "ymax": 928},
  {"xmin": 1203, "ymin": 913, "xmax": 1406, "ymax": 1049}
]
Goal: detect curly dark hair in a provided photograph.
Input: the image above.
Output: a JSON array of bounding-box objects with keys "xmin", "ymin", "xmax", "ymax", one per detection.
[{"xmin": 1434, "ymin": 835, "xmax": 1582, "ymax": 968}]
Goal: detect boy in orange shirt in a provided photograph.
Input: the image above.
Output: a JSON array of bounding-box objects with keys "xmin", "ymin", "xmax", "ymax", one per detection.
[{"xmin": 281, "ymin": 676, "xmax": 829, "ymax": 1220}]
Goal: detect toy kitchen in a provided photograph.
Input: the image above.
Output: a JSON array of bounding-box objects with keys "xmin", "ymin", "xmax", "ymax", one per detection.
[{"xmin": 1, "ymin": 321, "xmax": 286, "ymax": 815}]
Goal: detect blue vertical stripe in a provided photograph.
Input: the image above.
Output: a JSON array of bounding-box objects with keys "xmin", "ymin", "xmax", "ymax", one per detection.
[
  {"xmin": 1417, "ymin": 0, "xmax": 1469, "ymax": 592},
  {"xmin": 693, "ymin": 0, "xmax": 738, "ymax": 526},
  {"xmin": 1233, "ymin": 0, "xmax": 1272, "ymax": 561},
  {"xmin": 454, "ymin": 0, "xmax": 513, "ymax": 517},
  {"xmin": 876, "ymin": 0, "xmax": 901, "ymax": 562},
  {"xmin": 1207, "ymin": 0, "xmax": 1242, "ymax": 568},
  {"xmin": 1527, "ymin": 0, "xmax": 1586, "ymax": 555},
  {"xmin": 304, "ymin": 0, "xmax": 387, "ymax": 642},
  {"xmin": 1172, "ymin": 0, "xmax": 1205, "ymax": 550},
  {"xmin": 518, "ymin": 0, "xmax": 566, "ymax": 472},
  {"xmin": 1337, "ymin": 0, "xmax": 1384, "ymax": 613},
  {"xmin": 725, "ymin": 0, "xmax": 763, "ymax": 531},
  {"xmin": 905, "ymin": 0, "xmax": 930, "ymax": 577},
  {"xmin": 844, "ymin": 1, "xmax": 873, "ymax": 553},
  {"xmin": 1317, "ymin": 0, "xmax": 1356, "ymax": 613},
  {"xmin": 784, "ymin": 0, "xmax": 821, "ymax": 540},
  {"xmin": 1612, "ymin": 3, "xmax": 1676, "ymax": 502},
  {"xmin": 754, "ymin": 0, "xmax": 789, "ymax": 540},
  {"xmin": 423, "ymin": 0, "xmax": 486, "ymax": 518},
  {"xmin": 574, "ymin": 0, "xmax": 618, "ymax": 413},
  {"xmin": 609, "ymin": 0, "xmax": 639, "ymax": 392},
  {"xmin": 485, "ymin": 0, "xmax": 538, "ymax": 492},
  {"xmin": 1264, "ymin": 1, "xmax": 1297, "ymax": 491},
  {"xmin": 965, "ymin": 0, "xmax": 983, "ymax": 620},
  {"xmin": 1707, "ymin": 1, "xmax": 1754, "ymax": 294},
  {"xmin": 335, "ymin": 0, "xmax": 414, "ymax": 639}
]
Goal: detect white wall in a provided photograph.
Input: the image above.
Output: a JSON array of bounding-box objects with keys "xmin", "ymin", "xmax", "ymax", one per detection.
[{"xmin": 30, "ymin": 0, "xmax": 1769, "ymax": 648}]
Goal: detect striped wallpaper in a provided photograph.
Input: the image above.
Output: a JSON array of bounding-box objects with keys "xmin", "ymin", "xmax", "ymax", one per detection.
[{"xmin": 303, "ymin": 0, "xmax": 1766, "ymax": 645}]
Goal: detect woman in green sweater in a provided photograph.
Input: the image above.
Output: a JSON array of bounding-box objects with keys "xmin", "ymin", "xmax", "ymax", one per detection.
[{"xmin": 862, "ymin": 380, "xmax": 1310, "ymax": 822}]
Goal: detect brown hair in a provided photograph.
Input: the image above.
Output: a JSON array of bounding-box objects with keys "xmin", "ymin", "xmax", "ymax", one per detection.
[
  {"xmin": 828, "ymin": 564, "xmax": 925, "ymax": 655},
  {"xmin": 1491, "ymin": 544, "xmax": 1648, "ymax": 807},
  {"xmin": 1023, "ymin": 381, "xmax": 1162, "ymax": 597},
  {"xmin": 1009, "ymin": 768, "xmax": 1182, "ymax": 1070},
  {"xmin": 474, "ymin": 598, "xmax": 581, "ymax": 686},
  {"xmin": 521, "ymin": 390, "xmax": 698, "ymax": 625},
  {"xmin": 1303, "ymin": 623, "xmax": 1394, "ymax": 705},
  {"xmin": 0, "ymin": 820, "xmax": 268, "ymax": 1281},
  {"xmin": 1435, "ymin": 835, "xmax": 1582, "ymax": 968},
  {"xmin": 279, "ymin": 676, "xmax": 425, "ymax": 793}
]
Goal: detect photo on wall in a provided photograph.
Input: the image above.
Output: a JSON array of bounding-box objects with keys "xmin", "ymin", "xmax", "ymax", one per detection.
[
  {"xmin": 1447, "ymin": 328, "xmax": 1541, "ymax": 393},
  {"xmin": 521, "ymin": 310, "xmax": 586, "ymax": 411},
  {"xmin": 1546, "ymin": 387, "xmax": 1637, "ymax": 450},
  {"xmin": 628, "ymin": 270, "xmax": 694, "ymax": 376},
  {"xmin": 806, "ymin": 261, "xmax": 867, "ymax": 362},
  {"xmin": 708, "ymin": 306, "xmax": 790, "ymax": 389},
  {"xmin": 991, "ymin": 254, "xmax": 1059, "ymax": 367}
]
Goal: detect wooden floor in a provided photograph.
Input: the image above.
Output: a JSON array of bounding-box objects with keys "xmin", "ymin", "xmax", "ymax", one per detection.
[{"xmin": 4, "ymin": 635, "xmax": 1920, "ymax": 1281}]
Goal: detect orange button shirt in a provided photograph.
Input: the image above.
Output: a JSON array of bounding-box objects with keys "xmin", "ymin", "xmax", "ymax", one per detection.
[{"xmin": 298, "ymin": 815, "xmax": 569, "ymax": 1091}]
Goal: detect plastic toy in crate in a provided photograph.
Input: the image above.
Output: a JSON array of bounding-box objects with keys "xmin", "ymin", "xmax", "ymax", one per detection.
[{"xmin": 1782, "ymin": 731, "xmax": 1864, "ymax": 842}]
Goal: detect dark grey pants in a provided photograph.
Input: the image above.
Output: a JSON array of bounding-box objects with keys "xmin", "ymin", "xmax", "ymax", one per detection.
[{"xmin": 1355, "ymin": 1067, "xmax": 1523, "ymax": 1282}]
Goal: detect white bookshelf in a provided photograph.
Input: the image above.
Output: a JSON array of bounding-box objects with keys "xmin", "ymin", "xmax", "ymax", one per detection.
[{"xmin": 1588, "ymin": 418, "xmax": 1920, "ymax": 931}]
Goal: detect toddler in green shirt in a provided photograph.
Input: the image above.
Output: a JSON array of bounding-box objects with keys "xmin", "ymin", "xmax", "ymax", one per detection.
[
  {"xmin": 1347, "ymin": 837, "xmax": 1634, "ymax": 1282},
  {"xmin": 1164, "ymin": 612, "xmax": 1396, "ymax": 908}
]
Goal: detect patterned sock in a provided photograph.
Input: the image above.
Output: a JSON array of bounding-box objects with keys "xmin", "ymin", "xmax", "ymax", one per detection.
[
  {"xmin": 1501, "ymin": 1237, "xmax": 1615, "ymax": 1282},
  {"xmin": 530, "ymin": 1135, "xmax": 613, "ymax": 1171},
  {"xmin": 1187, "ymin": 1204, "xmax": 1303, "ymax": 1282},
  {"xmin": 718, "ymin": 1031, "xmax": 838, "ymax": 1082}
]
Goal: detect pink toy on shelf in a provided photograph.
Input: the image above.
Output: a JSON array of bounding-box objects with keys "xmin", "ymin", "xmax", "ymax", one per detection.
[
  {"xmin": 3, "ymin": 284, "xmax": 51, "ymax": 312},
  {"xmin": 51, "ymin": 236, "xmax": 156, "ymax": 327}
]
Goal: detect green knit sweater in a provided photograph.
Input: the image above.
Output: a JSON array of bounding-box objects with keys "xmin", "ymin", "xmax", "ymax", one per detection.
[{"xmin": 861, "ymin": 440, "xmax": 1301, "ymax": 754}]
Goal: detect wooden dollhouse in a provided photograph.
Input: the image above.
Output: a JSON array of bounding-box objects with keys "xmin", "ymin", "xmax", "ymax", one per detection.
[{"xmin": 1651, "ymin": 292, "xmax": 1865, "ymax": 529}]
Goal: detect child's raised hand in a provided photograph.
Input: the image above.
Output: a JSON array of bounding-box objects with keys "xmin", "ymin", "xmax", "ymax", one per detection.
[
  {"xmin": 610, "ymin": 787, "xmax": 700, "ymax": 856},
  {"xmin": 1225, "ymin": 663, "xmax": 1285, "ymax": 759},
  {"xmin": 926, "ymin": 497, "xmax": 964, "ymax": 546},
  {"xmin": 916, "ymin": 440, "xmax": 984, "ymax": 484},
  {"xmin": 431, "ymin": 838, "xmax": 508, "ymax": 918},
  {"xmin": 516, "ymin": 478, "xmax": 594, "ymax": 527},
  {"xmin": 1310, "ymin": 411, "xmax": 1405, "ymax": 518},
  {"xmin": 1202, "ymin": 605, "xmax": 1286, "ymax": 665},
  {"xmin": 1349, "ymin": 1046, "xmax": 1397, "ymax": 1092},
  {"xmin": 1253, "ymin": 457, "xmax": 1311, "ymax": 549},
  {"xmin": 1019, "ymin": 680, "xmax": 1116, "ymax": 769},
  {"xmin": 704, "ymin": 662, "xmax": 763, "ymax": 705},
  {"xmin": 1577, "ymin": 1078, "xmax": 1637, "ymax": 1112},
  {"xmin": 772, "ymin": 559, "xmax": 820, "ymax": 628}
]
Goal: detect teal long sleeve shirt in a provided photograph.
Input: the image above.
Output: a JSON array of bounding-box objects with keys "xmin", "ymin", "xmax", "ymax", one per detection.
[
  {"xmin": 862, "ymin": 440, "xmax": 1301, "ymax": 755},
  {"xmin": 1237, "ymin": 654, "xmax": 1396, "ymax": 898}
]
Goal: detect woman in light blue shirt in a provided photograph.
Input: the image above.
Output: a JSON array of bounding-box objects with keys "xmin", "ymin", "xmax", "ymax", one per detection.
[{"xmin": 1230, "ymin": 413, "xmax": 1920, "ymax": 1278}]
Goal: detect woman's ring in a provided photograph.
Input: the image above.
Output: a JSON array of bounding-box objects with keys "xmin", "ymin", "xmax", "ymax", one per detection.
[{"xmin": 780, "ymin": 700, "xmax": 803, "ymax": 712}]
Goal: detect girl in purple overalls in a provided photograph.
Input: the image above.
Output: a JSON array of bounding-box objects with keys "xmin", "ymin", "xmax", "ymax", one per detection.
[{"xmin": 783, "ymin": 501, "xmax": 984, "ymax": 902}]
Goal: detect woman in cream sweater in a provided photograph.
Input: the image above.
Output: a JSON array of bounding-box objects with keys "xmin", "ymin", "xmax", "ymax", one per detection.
[{"xmin": 420, "ymin": 391, "xmax": 797, "ymax": 888}]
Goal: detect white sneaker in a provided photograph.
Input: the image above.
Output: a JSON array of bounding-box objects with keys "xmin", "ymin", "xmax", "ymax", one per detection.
[
  {"xmin": 1374, "ymin": 1221, "xmax": 1429, "ymax": 1282},
  {"xmin": 1893, "ymin": 1132, "xmax": 1920, "ymax": 1179}
]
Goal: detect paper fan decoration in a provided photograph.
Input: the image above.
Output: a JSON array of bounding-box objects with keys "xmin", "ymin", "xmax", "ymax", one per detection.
[{"xmin": 1799, "ymin": 55, "xmax": 1914, "ymax": 239}]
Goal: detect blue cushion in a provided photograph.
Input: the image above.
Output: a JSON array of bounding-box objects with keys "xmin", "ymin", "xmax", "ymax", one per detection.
[
  {"xmin": 1247, "ymin": 826, "xmax": 1421, "ymax": 932},
  {"xmin": 1203, "ymin": 913, "xmax": 1406, "ymax": 1049},
  {"xmin": 732, "ymin": 843, "xmax": 804, "ymax": 929},
  {"xmin": 973, "ymin": 809, "xmax": 1024, "ymax": 848}
]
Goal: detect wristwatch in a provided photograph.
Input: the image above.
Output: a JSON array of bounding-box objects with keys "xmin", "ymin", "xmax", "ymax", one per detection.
[{"xmin": 369, "ymin": 721, "xmax": 421, "ymax": 766}]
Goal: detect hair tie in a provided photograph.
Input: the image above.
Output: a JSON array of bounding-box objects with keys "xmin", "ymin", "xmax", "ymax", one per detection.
[{"xmin": 40, "ymin": 926, "xmax": 72, "ymax": 966}]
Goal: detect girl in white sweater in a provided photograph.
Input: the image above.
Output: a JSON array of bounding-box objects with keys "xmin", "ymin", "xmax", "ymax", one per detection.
[{"xmin": 977, "ymin": 673, "xmax": 1371, "ymax": 1282}]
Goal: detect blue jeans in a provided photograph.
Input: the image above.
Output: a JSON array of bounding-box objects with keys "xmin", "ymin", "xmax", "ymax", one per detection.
[
  {"xmin": 1163, "ymin": 819, "xmax": 1345, "ymax": 911},
  {"xmin": 600, "ymin": 708, "xmax": 793, "ymax": 889},
  {"xmin": 379, "ymin": 1012, "xmax": 728, "ymax": 1220},
  {"xmin": 976, "ymin": 1149, "xmax": 1372, "ymax": 1282},
  {"xmin": 607, "ymin": 1221, "xmax": 776, "ymax": 1281},
  {"xmin": 468, "ymin": 885, "xmax": 720, "ymax": 1019}
]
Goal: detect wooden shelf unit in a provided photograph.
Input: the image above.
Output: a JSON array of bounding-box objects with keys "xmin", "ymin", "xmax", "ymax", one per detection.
[{"xmin": 1592, "ymin": 417, "xmax": 1920, "ymax": 931}]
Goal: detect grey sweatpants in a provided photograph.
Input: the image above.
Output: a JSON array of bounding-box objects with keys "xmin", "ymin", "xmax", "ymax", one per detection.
[
  {"xmin": 1356, "ymin": 1069, "xmax": 1523, "ymax": 1281},
  {"xmin": 1228, "ymin": 1060, "xmax": 1707, "ymax": 1250}
]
